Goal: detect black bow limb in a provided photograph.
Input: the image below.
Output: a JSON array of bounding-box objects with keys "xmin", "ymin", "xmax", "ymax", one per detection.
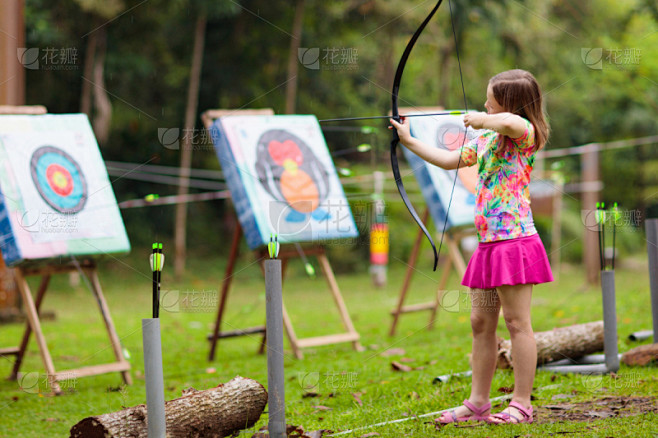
[{"xmin": 390, "ymin": 0, "xmax": 444, "ymax": 272}]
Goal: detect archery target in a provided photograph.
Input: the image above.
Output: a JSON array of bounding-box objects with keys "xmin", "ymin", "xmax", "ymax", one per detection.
[
  {"xmin": 30, "ymin": 146, "xmax": 88, "ymax": 214},
  {"xmin": 0, "ymin": 114, "xmax": 130, "ymax": 266},
  {"xmin": 210, "ymin": 115, "xmax": 357, "ymax": 249}
]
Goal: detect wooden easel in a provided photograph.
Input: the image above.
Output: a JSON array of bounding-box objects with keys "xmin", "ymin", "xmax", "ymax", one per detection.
[
  {"xmin": 203, "ymin": 109, "xmax": 363, "ymax": 360},
  {"xmin": 0, "ymin": 106, "xmax": 131, "ymax": 394},
  {"xmin": 207, "ymin": 222, "xmax": 362, "ymax": 360},
  {"xmin": 389, "ymin": 209, "xmax": 475, "ymax": 336},
  {"xmin": 5, "ymin": 259, "xmax": 132, "ymax": 394}
]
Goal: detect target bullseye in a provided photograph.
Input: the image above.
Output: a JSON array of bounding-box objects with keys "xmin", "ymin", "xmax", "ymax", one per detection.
[
  {"xmin": 46, "ymin": 164, "xmax": 74, "ymax": 196},
  {"xmin": 30, "ymin": 146, "xmax": 88, "ymax": 214}
]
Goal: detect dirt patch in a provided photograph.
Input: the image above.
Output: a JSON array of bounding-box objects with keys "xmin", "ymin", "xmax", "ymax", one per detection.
[{"xmin": 534, "ymin": 396, "xmax": 658, "ymax": 423}]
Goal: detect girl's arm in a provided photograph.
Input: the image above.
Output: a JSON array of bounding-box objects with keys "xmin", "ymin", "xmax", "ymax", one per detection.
[
  {"xmin": 463, "ymin": 112, "xmax": 527, "ymax": 138},
  {"xmin": 389, "ymin": 118, "xmax": 468, "ymax": 170}
]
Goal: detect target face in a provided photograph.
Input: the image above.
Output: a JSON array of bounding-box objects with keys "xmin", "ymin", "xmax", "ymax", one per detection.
[{"xmin": 30, "ymin": 146, "xmax": 88, "ymax": 214}]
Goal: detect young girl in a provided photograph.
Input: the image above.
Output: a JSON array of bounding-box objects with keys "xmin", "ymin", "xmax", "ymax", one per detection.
[{"xmin": 390, "ymin": 69, "xmax": 553, "ymax": 425}]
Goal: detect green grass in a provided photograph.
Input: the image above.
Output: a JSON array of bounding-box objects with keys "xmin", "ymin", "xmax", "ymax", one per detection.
[{"xmin": 1, "ymin": 249, "xmax": 657, "ymax": 437}]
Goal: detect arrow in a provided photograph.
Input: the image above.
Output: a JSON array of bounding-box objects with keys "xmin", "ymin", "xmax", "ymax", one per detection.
[{"xmin": 318, "ymin": 110, "xmax": 466, "ymax": 123}]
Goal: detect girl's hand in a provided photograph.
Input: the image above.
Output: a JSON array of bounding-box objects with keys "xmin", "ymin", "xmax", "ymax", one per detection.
[
  {"xmin": 463, "ymin": 112, "xmax": 488, "ymax": 130},
  {"xmin": 389, "ymin": 117, "xmax": 411, "ymax": 143}
]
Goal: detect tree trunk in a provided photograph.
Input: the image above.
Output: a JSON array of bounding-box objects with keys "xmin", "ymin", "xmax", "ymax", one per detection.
[
  {"xmin": 284, "ymin": 0, "xmax": 305, "ymax": 114},
  {"xmin": 92, "ymin": 26, "xmax": 112, "ymax": 145},
  {"xmin": 622, "ymin": 343, "xmax": 658, "ymax": 366},
  {"xmin": 80, "ymin": 30, "xmax": 97, "ymax": 116},
  {"xmin": 0, "ymin": 0, "xmax": 25, "ymax": 106},
  {"xmin": 437, "ymin": 42, "xmax": 453, "ymax": 108},
  {"xmin": 69, "ymin": 376, "xmax": 267, "ymax": 438},
  {"xmin": 497, "ymin": 321, "xmax": 605, "ymax": 369},
  {"xmin": 174, "ymin": 13, "xmax": 207, "ymax": 279}
]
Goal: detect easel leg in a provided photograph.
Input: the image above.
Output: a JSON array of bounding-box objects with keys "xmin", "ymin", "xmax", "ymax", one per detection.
[
  {"xmin": 13, "ymin": 269, "xmax": 61, "ymax": 394},
  {"xmin": 389, "ymin": 209, "xmax": 428, "ymax": 337},
  {"xmin": 10, "ymin": 275, "xmax": 50, "ymax": 381},
  {"xmin": 428, "ymin": 256, "xmax": 452, "ymax": 330},
  {"xmin": 316, "ymin": 250, "xmax": 363, "ymax": 352},
  {"xmin": 282, "ymin": 305, "xmax": 302, "ymax": 359},
  {"xmin": 84, "ymin": 267, "xmax": 132, "ymax": 385},
  {"xmin": 446, "ymin": 234, "xmax": 467, "ymax": 277},
  {"xmin": 208, "ymin": 223, "xmax": 242, "ymax": 361}
]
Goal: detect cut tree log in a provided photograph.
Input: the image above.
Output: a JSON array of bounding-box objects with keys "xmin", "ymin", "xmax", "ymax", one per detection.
[
  {"xmin": 497, "ymin": 321, "xmax": 604, "ymax": 369},
  {"xmin": 70, "ymin": 376, "xmax": 267, "ymax": 438},
  {"xmin": 621, "ymin": 343, "xmax": 658, "ymax": 366}
]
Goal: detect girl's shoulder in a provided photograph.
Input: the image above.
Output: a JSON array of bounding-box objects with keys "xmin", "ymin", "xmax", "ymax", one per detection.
[{"xmin": 508, "ymin": 118, "xmax": 535, "ymax": 150}]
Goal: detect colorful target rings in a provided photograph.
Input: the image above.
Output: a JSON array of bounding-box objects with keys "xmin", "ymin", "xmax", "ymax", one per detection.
[{"xmin": 30, "ymin": 146, "xmax": 88, "ymax": 214}]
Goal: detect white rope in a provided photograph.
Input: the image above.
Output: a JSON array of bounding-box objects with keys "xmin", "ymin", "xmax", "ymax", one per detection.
[{"xmin": 329, "ymin": 383, "xmax": 562, "ymax": 436}]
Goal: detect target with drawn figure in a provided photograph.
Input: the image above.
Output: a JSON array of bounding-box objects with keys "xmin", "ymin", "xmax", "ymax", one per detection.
[
  {"xmin": 210, "ymin": 115, "xmax": 357, "ymax": 249},
  {"xmin": 30, "ymin": 146, "xmax": 88, "ymax": 214},
  {"xmin": 255, "ymin": 129, "xmax": 331, "ymax": 223},
  {"xmin": 0, "ymin": 114, "xmax": 130, "ymax": 267},
  {"xmin": 401, "ymin": 111, "xmax": 485, "ymax": 231}
]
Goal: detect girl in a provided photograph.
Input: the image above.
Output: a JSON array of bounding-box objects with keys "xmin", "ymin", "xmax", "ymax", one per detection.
[{"xmin": 390, "ymin": 69, "xmax": 553, "ymax": 425}]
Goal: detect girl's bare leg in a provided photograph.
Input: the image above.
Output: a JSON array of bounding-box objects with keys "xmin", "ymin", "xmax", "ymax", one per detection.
[
  {"xmin": 491, "ymin": 283, "xmax": 535, "ymax": 421},
  {"xmin": 444, "ymin": 288, "xmax": 500, "ymax": 417}
]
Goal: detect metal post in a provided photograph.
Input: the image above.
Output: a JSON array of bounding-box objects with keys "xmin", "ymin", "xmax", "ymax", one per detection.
[
  {"xmin": 265, "ymin": 259, "xmax": 285, "ymax": 438},
  {"xmin": 646, "ymin": 219, "xmax": 658, "ymax": 342},
  {"xmin": 600, "ymin": 270, "xmax": 619, "ymax": 372},
  {"xmin": 142, "ymin": 318, "xmax": 166, "ymax": 438}
]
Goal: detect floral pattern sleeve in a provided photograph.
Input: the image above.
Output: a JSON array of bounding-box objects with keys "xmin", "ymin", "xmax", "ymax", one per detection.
[
  {"xmin": 509, "ymin": 118, "xmax": 535, "ymax": 151},
  {"xmin": 460, "ymin": 137, "xmax": 478, "ymax": 166}
]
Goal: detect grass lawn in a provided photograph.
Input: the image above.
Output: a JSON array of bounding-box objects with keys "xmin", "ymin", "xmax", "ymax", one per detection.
[{"xmin": 1, "ymin": 248, "xmax": 657, "ymax": 437}]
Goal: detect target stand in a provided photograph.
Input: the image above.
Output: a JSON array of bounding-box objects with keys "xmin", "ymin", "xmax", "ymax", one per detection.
[
  {"xmin": 207, "ymin": 221, "xmax": 363, "ymax": 360},
  {"xmin": 389, "ymin": 209, "xmax": 476, "ymax": 336},
  {"xmin": 0, "ymin": 107, "xmax": 131, "ymax": 394},
  {"xmin": 6, "ymin": 258, "xmax": 132, "ymax": 394},
  {"xmin": 203, "ymin": 109, "xmax": 363, "ymax": 360}
]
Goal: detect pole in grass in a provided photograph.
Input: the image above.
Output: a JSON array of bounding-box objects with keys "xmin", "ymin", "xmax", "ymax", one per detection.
[
  {"xmin": 144, "ymin": 242, "xmax": 166, "ymax": 437},
  {"xmin": 265, "ymin": 234, "xmax": 285, "ymax": 438},
  {"xmin": 595, "ymin": 206, "xmax": 620, "ymax": 372},
  {"xmin": 645, "ymin": 219, "xmax": 658, "ymax": 345}
]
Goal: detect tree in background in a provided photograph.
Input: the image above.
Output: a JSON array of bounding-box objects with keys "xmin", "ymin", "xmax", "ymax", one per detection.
[{"xmin": 75, "ymin": 0, "xmax": 125, "ymax": 145}]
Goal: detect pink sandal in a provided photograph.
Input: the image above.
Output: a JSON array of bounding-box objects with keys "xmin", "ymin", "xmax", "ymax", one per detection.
[
  {"xmin": 487, "ymin": 401, "xmax": 533, "ymax": 424},
  {"xmin": 436, "ymin": 399, "xmax": 492, "ymax": 424}
]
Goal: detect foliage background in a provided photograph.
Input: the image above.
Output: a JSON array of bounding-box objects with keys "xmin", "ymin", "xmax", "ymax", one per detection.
[{"xmin": 20, "ymin": 0, "xmax": 658, "ymax": 267}]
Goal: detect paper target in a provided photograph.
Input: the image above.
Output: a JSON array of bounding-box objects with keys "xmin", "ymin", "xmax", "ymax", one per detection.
[
  {"xmin": 30, "ymin": 146, "xmax": 88, "ymax": 214},
  {"xmin": 210, "ymin": 115, "xmax": 357, "ymax": 249},
  {"xmin": 0, "ymin": 114, "xmax": 130, "ymax": 266}
]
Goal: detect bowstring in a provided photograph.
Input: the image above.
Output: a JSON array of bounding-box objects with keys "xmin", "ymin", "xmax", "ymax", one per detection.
[{"xmin": 436, "ymin": 0, "xmax": 470, "ymax": 265}]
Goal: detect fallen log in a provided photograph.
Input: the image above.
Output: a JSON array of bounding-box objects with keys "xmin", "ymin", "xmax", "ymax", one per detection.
[
  {"xmin": 621, "ymin": 343, "xmax": 658, "ymax": 366},
  {"xmin": 70, "ymin": 376, "xmax": 267, "ymax": 438},
  {"xmin": 497, "ymin": 321, "xmax": 604, "ymax": 369}
]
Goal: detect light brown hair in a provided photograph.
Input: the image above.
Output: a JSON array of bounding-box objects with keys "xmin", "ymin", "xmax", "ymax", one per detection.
[{"xmin": 489, "ymin": 69, "xmax": 550, "ymax": 151}]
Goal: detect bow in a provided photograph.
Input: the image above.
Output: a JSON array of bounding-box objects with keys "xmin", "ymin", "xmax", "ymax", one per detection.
[{"xmin": 390, "ymin": 0, "xmax": 468, "ymax": 272}]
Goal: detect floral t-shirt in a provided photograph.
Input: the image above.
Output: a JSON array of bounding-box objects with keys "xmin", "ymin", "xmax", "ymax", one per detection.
[{"xmin": 460, "ymin": 118, "xmax": 537, "ymax": 243}]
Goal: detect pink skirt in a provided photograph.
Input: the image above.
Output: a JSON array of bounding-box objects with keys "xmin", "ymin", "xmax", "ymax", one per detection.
[{"xmin": 461, "ymin": 233, "xmax": 554, "ymax": 289}]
